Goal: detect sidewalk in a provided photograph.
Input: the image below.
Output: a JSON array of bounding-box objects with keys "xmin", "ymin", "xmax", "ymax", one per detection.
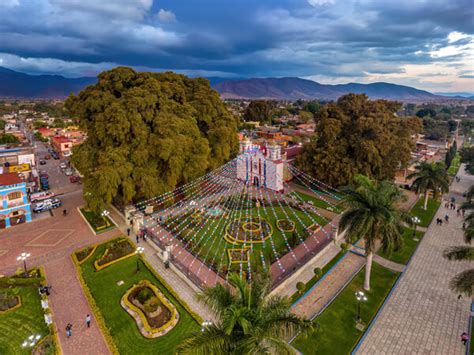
[{"xmin": 356, "ymin": 165, "xmax": 472, "ymax": 354}]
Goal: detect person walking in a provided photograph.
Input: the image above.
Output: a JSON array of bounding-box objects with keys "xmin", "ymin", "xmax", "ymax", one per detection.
[
  {"xmin": 127, "ymin": 227, "xmax": 130, "ymax": 236},
  {"xmin": 461, "ymin": 332, "xmax": 469, "ymax": 345},
  {"xmin": 445, "ymin": 215, "xmax": 449, "ymax": 223},
  {"xmin": 136, "ymin": 234, "xmax": 139, "ymax": 243},
  {"xmin": 86, "ymin": 314, "xmax": 91, "ymax": 328},
  {"xmin": 65, "ymin": 323, "xmax": 72, "ymax": 338}
]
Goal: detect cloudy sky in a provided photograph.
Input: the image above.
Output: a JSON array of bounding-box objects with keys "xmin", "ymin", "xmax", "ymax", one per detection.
[{"xmin": 0, "ymin": 0, "xmax": 473, "ymax": 93}]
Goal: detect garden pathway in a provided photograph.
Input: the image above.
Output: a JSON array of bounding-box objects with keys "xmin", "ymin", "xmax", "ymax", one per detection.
[
  {"xmin": 291, "ymin": 251, "xmax": 365, "ymax": 319},
  {"xmin": 44, "ymin": 257, "xmax": 110, "ymax": 355},
  {"xmin": 356, "ymin": 165, "xmax": 472, "ymax": 354}
]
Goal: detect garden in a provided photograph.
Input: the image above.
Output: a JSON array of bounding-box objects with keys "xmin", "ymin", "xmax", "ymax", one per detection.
[
  {"xmin": 377, "ymin": 227, "xmax": 424, "ymax": 265},
  {"xmin": 292, "ymin": 263, "xmax": 400, "ymax": 354},
  {"xmin": 79, "ymin": 208, "xmax": 116, "ymax": 234},
  {"xmin": 409, "ymin": 197, "xmax": 441, "ymax": 228},
  {"xmin": 74, "ymin": 238, "xmax": 201, "ymax": 354},
  {"xmin": 288, "ymin": 191, "xmax": 342, "ymax": 213},
  {"xmin": 162, "ymin": 200, "xmax": 328, "ymax": 275},
  {"xmin": 0, "ymin": 270, "xmax": 57, "ymax": 355}
]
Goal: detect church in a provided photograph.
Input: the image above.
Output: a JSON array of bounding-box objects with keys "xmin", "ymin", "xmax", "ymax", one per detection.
[{"xmin": 236, "ymin": 138, "xmax": 285, "ymax": 192}]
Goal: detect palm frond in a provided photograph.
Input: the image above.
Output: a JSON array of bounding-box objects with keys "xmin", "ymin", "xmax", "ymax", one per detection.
[
  {"xmin": 178, "ymin": 326, "xmax": 232, "ymax": 354},
  {"xmin": 449, "ymin": 269, "xmax": 474, "ymax": 297},
  {"xmin": 197, "ymin": 283, "xmax": 236, "ymax": 316},
  {"xmin": 443, "ymin": 246, "xmax": 474, "ymax": 261}
]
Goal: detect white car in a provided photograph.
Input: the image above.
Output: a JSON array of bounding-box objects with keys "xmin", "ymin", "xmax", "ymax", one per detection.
[
  {"xmin": 33, "ymin": 198, "xmax": 62, "ymax": 213},
  {"xmin": 59, "ymin": 162, "xmax": 67, "ymax": 169},
  {"xmin": 30, "ymin": 191, "xmax": 55, "ymax": 203},
  {"xmin": 64, "ymin": 169, "xmax": 73, "ymax": 176}
]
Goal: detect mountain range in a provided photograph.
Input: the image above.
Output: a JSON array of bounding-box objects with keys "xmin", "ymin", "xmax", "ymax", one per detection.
[{"xmin": 0, "ymin": 66, "xmax": 470, "ymax": 102}]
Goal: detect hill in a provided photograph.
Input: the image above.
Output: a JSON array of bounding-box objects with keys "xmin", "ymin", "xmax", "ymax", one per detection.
[
  {"xmin": 213, "ymin": 77, "xmax": 458, "ymax": 102},
  {"xmin": 0, "ymin": 67, "xmax": 96, "ymax": 99}
]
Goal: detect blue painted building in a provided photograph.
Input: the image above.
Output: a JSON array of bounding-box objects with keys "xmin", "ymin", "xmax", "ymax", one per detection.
[{"xmin": 0, "ymin": 173, "xmax": 32, "ymax": 229}]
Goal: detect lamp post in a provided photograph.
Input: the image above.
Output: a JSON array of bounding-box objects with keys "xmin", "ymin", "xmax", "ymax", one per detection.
[
  {"xmin": 17, "ymin": 252, "xmax": 31, "ymax": 275},
  {"xmin": 355, "ymin": 291, "xmax": 367, "ymax": 323},
  {"xmin": 412, "ymin": 216, "xmax": 420, "ymax": 241},
  {"xmin": 21, "ymin": 334, "xmax": 41, "ymax": 348},
  {"xmin": 201, "ymin": 320, "xmax": 213, "ymax": 332},
  {"xmin": 135, "ymin": 246, "xmax": 144, "ymax": 273}
]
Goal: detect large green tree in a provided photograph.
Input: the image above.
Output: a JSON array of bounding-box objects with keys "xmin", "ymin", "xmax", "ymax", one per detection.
[
  {"xmin": 67, "ymin": 67, "xmax": 238, "ymax": 213},
  {"xmin": 407, "ymin": 162, "xmax": 449, "ymax": 210},
  {"xmin": 179, "ymin": 273, "xmax": 313, "ymax": 354},
  {"xmin": 243, "ymin": 100, "xmax": 274, "ymax": 123},
  {"xmin": 296, "ymin": 94, "xmax": 421, "ymax": 187},
  {"xmin": 340, "ymin": 175, "xmax": 410, "ymax": 290},
  {"xmin": 460, "ymin": 146, "xmax": 474, "ymax": 175}
]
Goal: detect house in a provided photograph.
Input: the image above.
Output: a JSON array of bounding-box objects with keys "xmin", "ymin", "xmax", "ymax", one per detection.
[
  {"xmin": 0, "ymin": 172, "xmax": 32, "ymax": 228},
  {"xmin": 51, "ymin": 136, "xmax": 73, "ymax": 157}
]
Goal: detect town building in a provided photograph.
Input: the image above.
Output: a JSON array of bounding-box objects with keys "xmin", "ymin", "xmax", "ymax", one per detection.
[
  {"xmin": 0, "ymin": 172, "xmax": 32, "ymax": 228},
  {"xmin": 51, "ymin": 136, "xmax": 73, "ymax": 157}
]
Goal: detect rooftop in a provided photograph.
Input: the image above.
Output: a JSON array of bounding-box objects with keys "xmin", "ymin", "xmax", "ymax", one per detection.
[{"xmin": 0, "ymin": 172, "xmax": 23, "ymax": 186}]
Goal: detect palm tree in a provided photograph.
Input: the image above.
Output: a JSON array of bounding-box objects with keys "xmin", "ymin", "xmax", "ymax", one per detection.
[
  {"xmin": 407, "ymin": 162, "xmax": 449, "ymax": 210},
  {"xmin": 340, "ymin": 175, "xmax": 410, "ymax": 290},
  {"xmin": 178, "ymin": 273, "xmax": 314, "ymax": 354},
  {"xmin": 443, "ymin": 246, "xmax": 474, "ymax": 297}
]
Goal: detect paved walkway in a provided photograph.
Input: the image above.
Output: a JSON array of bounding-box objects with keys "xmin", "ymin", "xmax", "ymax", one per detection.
[
  {"xmin": 356, "ymin": 165, "xmax": 472, "ymax": 354},
  {"xmin": 291, "ymin": 251, "xmax": 365, "ymax": 319}
]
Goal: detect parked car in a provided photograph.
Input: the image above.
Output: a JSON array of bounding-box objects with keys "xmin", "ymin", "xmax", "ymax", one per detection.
[
  {"xmin": 70, "ymin": 175, "xmax": 80, "ymax": 183},
  {"xmin": 64, "ymin": 169, "xmax": 73, "ymax": 176},
  {"xmin": 51, "ymin": 152, "xmax": 59, "ymax": 160},
  {"xmin": 40, "ymin": 172, "xmax": 49, "ymax": 179},
  {"xmin": 33, "ymin": 198, "xmax": 61, "ymax": 213},
  {"xmin": 30, "ymin": 191, "xmax": 55, "ymax": 203},
  {"xmin": 59, "ymin": 162, "xmax": 68, "ymax": 169},
  {"xmin": 39, "ymin": 159, "xmax": 46, "ymax": 165}
]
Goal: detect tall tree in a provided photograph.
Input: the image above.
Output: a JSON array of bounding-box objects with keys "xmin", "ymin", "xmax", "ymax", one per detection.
[
  {"xmin": 243, "ymin": 100, "xmax": 274, "ymax": 123},
  {"xmin": 296, "ymin": 94, "xmax": 421, "ymax": 187},
  {"xmin": 66, "ymin": 67, "xmax": 238, "ymax": 214},
  {"xmin": 460, "ymin": 146, "xmax": 474, "ymax": 175},
  {"xmin": 179, "ymin": 273, "xmax": 313, "ymax": 354},
  {"xmin": 339, "ymin": 175, "xmax": 410, "ymax": 290},
  {"xmin": 407, "ymin": 162, "xmax": 449, "ymax": 210}
]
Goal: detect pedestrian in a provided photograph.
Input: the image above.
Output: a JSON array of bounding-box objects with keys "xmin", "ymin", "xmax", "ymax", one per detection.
[
  {"xmin": 136, "ymin": 234, "xmax": 139, "ymax": 243},
  {"xmin": 445, "ymin": 201, "xmax": 449, "ymax": 208},
  {"xmin": 463, "ymin": 222, "xmax": 466, "ymax": 230},
  {"xmin": 439, "ymin": 219, "xmax": 443, "ymax": 226},
  {"xmin": 127, "ymin": 227, "xmax": 130, "ymax": 236},
  {"xmin": 457, "ymin": 209, "xmax": 461, "ymax": 217},
  {"xmin": 461, "ymin": 332, "xmax": 469, "ymax": 345},
  {"xmin": 445, "ymin": 215, "xmax": 449, "ymax": 223},
  {"xmin": 86, "ymin": 314, "xmax": 91, "ymax": 328},
  {"xmin": 143, "ymin": 232, "xmax": 147, "ymax": 242},
  {"xmin": 65, "ymin": 323, "xmax": 72, "ymax": 338}
]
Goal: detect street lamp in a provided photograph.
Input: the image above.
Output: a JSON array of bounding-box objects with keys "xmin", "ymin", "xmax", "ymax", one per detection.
[
  {"xmin": 355, "ymin": 291, "xmax": 367, "ymax": 323},
  {"xmin": 412, "ymin": 216, "xmax": 420, "ymax": 240},
  {"xmin": 101, "ymin": 210, "xmax": 110, "ymax": 218},
  {"xmin": 21, "ymin": 334, "xmax": 41, "ymax": 348},
  {"xmin": 201, "ymin": 320, "xmax": 213, "ymax": 332},
  {"xmin": 17, "ymin": 252, "xmax": 31, "ymax": 275},
  {"xmin": 135, "ymin": 246, "xmax": 144, "ymax": 273}
]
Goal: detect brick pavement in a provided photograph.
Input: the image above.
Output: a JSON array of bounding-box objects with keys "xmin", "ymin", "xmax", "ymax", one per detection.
[
  {"xmin": 291, "ymin": 252, "xmax": 365, "ymax": 319},
  {"xmin": 356, "ymin": 165, "xmax": 472, "ymax": 354}
]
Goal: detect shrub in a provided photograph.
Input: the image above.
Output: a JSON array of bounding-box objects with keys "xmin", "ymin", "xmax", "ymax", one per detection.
[
  {"xmin": 137, "ymin": 287, "xmax": 154, "ymax": 304},
  {"xmin": 313, "ymin": 267, "xmax": 323, "ymax": 279},
  {"xmin": 340, "ymin": 243, "xmax": 349, "ymax": 251},
  {"xmin": 296, "ymin": 282, "xmax": 305, "ymax": 294},
  {"xmin": 143, "ymin": 296, "xmax": 161, "ymax": 313}
]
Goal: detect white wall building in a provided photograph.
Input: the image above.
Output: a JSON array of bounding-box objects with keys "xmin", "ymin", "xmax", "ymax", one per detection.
[{"xmin": 236, "ymin": 138, "xmax": 285, "ymax": 192}]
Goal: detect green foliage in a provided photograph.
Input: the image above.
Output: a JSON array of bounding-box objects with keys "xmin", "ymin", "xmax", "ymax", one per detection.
[
  {"xmin": 137, "ymin": 287, "xmax": 154, "ymax": 304},
  {"xmin": 407, "ymin": 162, "xmax": 449, "ymax": 204},
  {"xmin": 33, "ymin": 120, "xmax": 47, "ymax": 129},
  {"xmin": 313, "ymin": 267, "xmax": 322, "ymax": 279},
  {"xmin": 243, "ymin": 100, "xmax": 274, "ymax": 123},
  {"xmin": 66, "ymin": 67, "xmax": 238, "ymax": 213},
  {"xmin": 340, "ymin": 242, "xmax": 349, "ymax": 251},
  {"xmin": 296, "ymin": 281, "xmax": 305, "ymax": 293},
  {"xmin": 296, "ymin": 94, "xmax": 422, "ymax": 187},
  {"xmin": 0, "ymin": 120, "xmax": 5, "ymax": 130},
  {"xmin": 0, "ymin": 133, "xmax": 19, "ymax": 144},
  {"xmin": 460, "ymin": 146, "xmax": 474, "ymax": 175},
  {"xmin": 179, "ymin": 273, "xmax": 314, "ymax": 354},
  {"xmin": 143, "ymin": 296, "xmax": 161, "ymax": 313}
]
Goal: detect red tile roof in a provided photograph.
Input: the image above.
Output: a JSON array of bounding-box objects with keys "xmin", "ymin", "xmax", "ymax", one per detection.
[
  {"xmin": 52, "ymin": 136, "xmax": 72, "ymax": 143},
  {"xmin": 0, "ymin": 172, "xmax": 23, "ymax": 186}
]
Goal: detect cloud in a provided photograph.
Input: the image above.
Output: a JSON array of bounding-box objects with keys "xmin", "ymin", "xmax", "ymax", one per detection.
[
  {"xmin": 157, "ymin": 9, "xmax": 176, "ymax": 22},
  {"xmin": 0, "ymin": 0, "xmax": 19, "ymax": 7},
  {"xmin": 307, "ymin": 0, "xmax": 335, "ymax": 6},
  {"xmin": 50, "ymin": 0, "xmax": 153, "ymax": 20}
]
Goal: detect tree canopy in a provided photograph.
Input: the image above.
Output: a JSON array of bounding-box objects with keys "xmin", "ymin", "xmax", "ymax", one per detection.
[
  {"xmin": 243, "ymin": 100, "xmax": 274, "ymax": 123},
  {"xmin": 296, "ymin": 94, "xmax": 421, "ymax": 187},
  {"xmin": 66, "ymin": 67, "xmax": 238, "ymax": 213}
]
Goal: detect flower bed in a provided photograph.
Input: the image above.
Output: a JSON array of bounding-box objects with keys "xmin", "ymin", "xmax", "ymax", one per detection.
[
  {"xmin": 74, "ymin": 246, "xmax": 97, "ymax": 264},
  {"xmin": 79, "ymin": 208, "xmax": 116, "ymax": 234},
  {"xmin": 94, "ymin": 239, "xmax": 135, "ymax": 271},
  {"xmin": 225, "ymin": 217, "xmax": 273, "ymax": 244},
  {"xmin": 121, "ymin": 280, "xmax": 178, "ymax": 338},
  {"xmin": 0, "ymin": 293, "xmax": 21, "ymax": 314},
  {"xmin": 276, "ymin": 219, "xmax": 296, "ymax": 233},
  {"xmin": 227, "ymin": 248, "xmax": 250, "ymax": 264}
]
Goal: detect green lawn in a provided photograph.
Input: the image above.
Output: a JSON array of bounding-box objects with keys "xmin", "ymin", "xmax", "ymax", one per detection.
[
  {"xmin": 288, "ymin": 191, "xmax": 342, "ymax": 213},
  {"xmin": 167, "ymin": 205, "xmax": 328, "ymax": 273},
  {"xmin": 80, "ymin": 208, "xmax": 116, "ymax": 234},
  {"xmin": 410, "ymin": 197, "xmax": 441, "ymax": 228},
  {"xmin": 470, "ymin": 316, "xmax": 474, "ymax": 355},
  {"xmin": 376, "ymin": 227, "xmax": 424, "ymax": 265},
  {"xmin": 291, "ymin": 250, "xmax": 347, "ymax": 304},
  {"xmin": 292, "ymin": 263, "xmax": 400, "ymax": 355},
  {"xmin": 448, "ymin": 153, "xmax": 461, "ymax": 175},
  {"xmin": 79, "ymin": 243, "xmax": 200, "ymax": 354},
  {"xmin": 0, "ymin": 286, "xmax": 51, "ymax": 355}
]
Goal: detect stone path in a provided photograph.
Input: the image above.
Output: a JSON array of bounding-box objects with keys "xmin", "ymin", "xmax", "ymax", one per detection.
[
  {"xmin": 372, "ymin": 254, "xmax": 405, "ymax": 273},
  {"xmin": 291, "ymin": 251, "xmax": 365, "ymax": 319},
  {"xmin": 356, "ymin": 164, "xmax": 472, "ymax": 354},
  {"xmin": 44, "ymin": 257, "xmax": 110, "ymax": 355}
]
